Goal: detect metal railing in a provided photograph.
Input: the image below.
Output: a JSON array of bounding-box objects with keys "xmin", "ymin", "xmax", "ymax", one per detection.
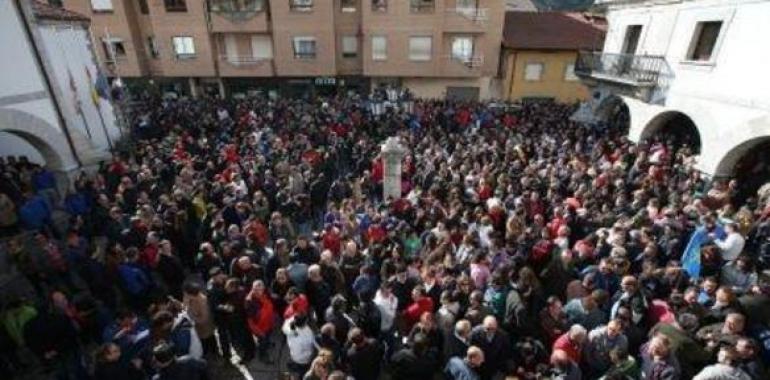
[
  {"xmin": 209, "ymin": 0, "xmax": 264, "ymax": 19},
  {"xmin": 575, "ymin": 51, "xmax": 666, "ymax": 85},
  {"xmin": 410, "ymin": 0, "xmax": 435, "ymax": 13},
  {"xmin": 219, "ymin": 55, "xmax": 271, "ymax": 66},
  {"xmin": 447, "ymin": 7, "xmax": 488, "ymax": 23},
  {"xmin": 445, "ymin": 54, "xmax": 484, "ymax": 68}
]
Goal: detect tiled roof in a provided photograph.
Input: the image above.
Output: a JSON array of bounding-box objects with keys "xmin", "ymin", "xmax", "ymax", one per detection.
[
  {"xmin": 503, "ymin": 11, "xmax": 606, "ymax": 51},
  {"xmin": 32, "ymin": 1, "xmax": 90, "ymax": 23}
]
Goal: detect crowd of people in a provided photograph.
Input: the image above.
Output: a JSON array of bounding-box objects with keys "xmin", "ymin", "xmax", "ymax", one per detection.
[{"xmin": 2, "ymin": 91, "xmax": 770, "ymax": 380}]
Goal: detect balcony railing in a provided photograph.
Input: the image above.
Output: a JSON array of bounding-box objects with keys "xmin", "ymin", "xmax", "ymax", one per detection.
[
  {"xmin": 410, "ymin": 0, "xmax": 435, "ymax": 13},
  {"xmin": 219, "ymin": 55, "xmax": 270, "ymax": 66},
  {"xmin": 447, "ymin": 7, "xmax": 488, "ymax": 23},
  {"xmin": 445, "ymin": 54, "xmax": 484, "ymax": 68},
  {"xmin": 575, "ymin": 51, "xmax": 665, "ymax": 86},
  {"xmin": 209, "ymin": 0, "xmax": 264, "ymax": 19}
]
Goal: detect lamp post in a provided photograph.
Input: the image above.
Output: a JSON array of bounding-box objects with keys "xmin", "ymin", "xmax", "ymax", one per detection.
[{"xmin": 381, "ymin": 137, "xmax": 406, "ymax": 201}]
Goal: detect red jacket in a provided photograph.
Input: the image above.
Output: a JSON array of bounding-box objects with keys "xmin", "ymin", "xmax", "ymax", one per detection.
[
  {"xmin": 403, "ymin": 297, "xmax": 434, "ymax": 330},
  {"xmin": 553, "ymin": 333, "xmax": 582, "ymax": 363},
  {"xmin": 246, "ymin": 293, "xmax": 275, "ymax": 337},
  {"xmin": 284, "ymin": 294, "xmax": 309, "ymax": 320}
]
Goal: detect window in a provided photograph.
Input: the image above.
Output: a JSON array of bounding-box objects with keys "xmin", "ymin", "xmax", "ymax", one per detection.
[
  {"xmin": 409, "ymin": 36, "xmax": 432, "ymax": 61},
  {"xmin": 372, "ymin": 0, "xmax": 387, "ymax": 12},
  {"xmin": 290, "ymin": 0, "xmax": 313, "ymax": 12},
  {"xmin": 138, "ymin": 0, "xmax": 149, "ymax": 14},
  {"xmin": 410, "ymin": 0, "xmax": 434, "ymax": 13},
  {"xmin": 251, "ymin": 35, "xmax": 273, "ymax": 59},
  {"xmin": 341, "ymin": 0, "xmax": 356, "ymax": 12},
  {"xmin": 147, "ymin": 36, "xmax": 159, "ymax": 58},
  {"xmin": 564, "ymin": 63, "xmax": 578, "ymax": 81},
  {"xmin": 90, "ymin": 0, "xmax": 113, "ymax": 11},
  {"xmin": 101, "ymin": 38, "xmax": 126, "ymax": 62},
  {"xmin": 172, "ymin": 36, "xmax": 196, "ymax": 58},
  {"xmin": 524, "ymin": 63, "xmax": 543, "ymax": 81},
  {"xmin": 451, "ymin": 36, "xmax": 473, "ymax": 62},
  {"xmin": 687, "ymin": 21, "xmax": 722, "ymax": 61},
  {"xmin": 342, "ymin": 36, "xmax": 358, "ymax": 58},
  {"xmin": 293, "ymin": 37, "xmax": 316, "ymax": 59},
  {"xmin": 210, "ymin": 0, "xmax": 264, "ymax": 12},
  {"xmin": 164, "ymin": 0, "xmax": 187, "ymax": 12},
  {"xmin": 372, "ymin": 36, "xmax": 387, "ymax": 61}
]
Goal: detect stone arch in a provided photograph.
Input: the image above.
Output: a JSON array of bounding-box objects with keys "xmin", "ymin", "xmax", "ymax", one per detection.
[
  {"xmin": 0, "ymin": 108, "xmax": 76, "ymax": 170},
  {"xmin": 639, "ymin": 110, "xmax": 702, "ymax": 153},
  {"xmin": 713, "ymin": 135, "xmax": 770, "ymax": 204},
  {"xmin": 593, "ymin": 94, "xmax": 631, "ymax": 133}
]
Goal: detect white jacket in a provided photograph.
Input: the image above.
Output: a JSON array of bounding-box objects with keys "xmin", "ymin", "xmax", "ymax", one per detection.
[{"xmin": 282, "ymin": 318, "xmax": 315, "ymax": 365}]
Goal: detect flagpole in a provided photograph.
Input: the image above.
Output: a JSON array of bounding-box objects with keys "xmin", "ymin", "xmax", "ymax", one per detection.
[
  {"xmin": 78, "ymin": 106, "xmax": 93, "ymax": 139},
  {"xmin": 95, "ymin": 103, "xmax": 114, "ymax": 151},
  {"xmin": 104, "ymin": 26, "xmax": 128, "ymax": 143}
]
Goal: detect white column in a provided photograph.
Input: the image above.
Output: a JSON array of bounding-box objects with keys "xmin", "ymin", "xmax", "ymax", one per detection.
[{"xmin": 381, "ymin": 137, "xmax": 406, "ymax": 201}]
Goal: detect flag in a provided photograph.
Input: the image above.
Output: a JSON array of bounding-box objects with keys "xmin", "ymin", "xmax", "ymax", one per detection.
[
  {"xmin": 95, "ymin": 68, "xmax": 111, "ymax": 100},
  {"xmin": 84, "ymin": 66, "xmax": 101, "ymax": 108},
  {"xmin": 681, "ymin": 224, "xmax": 726, "ymax": 279},
  {"xmin": 67, "ymin": 69, "xmax": 82, "ymax": 114}
]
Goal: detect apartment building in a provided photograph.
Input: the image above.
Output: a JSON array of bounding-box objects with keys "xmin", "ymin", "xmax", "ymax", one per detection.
[{"xmin": 60, "ymin": 0, "xmax": 504, "ymax": 100}]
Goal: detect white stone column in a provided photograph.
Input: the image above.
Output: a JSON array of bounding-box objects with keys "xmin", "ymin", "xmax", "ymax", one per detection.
[{"xmin": 381, "ymin": 137, "xmax": 406, "ymax": 201}]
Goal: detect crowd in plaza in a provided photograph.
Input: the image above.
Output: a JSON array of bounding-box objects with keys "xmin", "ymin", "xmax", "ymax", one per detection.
[{"xmin": 2, "ymin": 90, "xmax": 770, "ymax": 380}]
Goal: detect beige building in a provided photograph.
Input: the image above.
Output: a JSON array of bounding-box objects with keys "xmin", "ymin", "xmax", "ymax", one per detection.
[{"xmin": 60, "ymin": 0, "xmax": 504, "ymax": 100}]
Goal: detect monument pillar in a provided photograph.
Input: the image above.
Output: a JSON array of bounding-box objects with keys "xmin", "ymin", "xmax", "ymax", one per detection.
[{"xmin": 381, "ymin": 137, "xmax": 406, "ymax": 201}]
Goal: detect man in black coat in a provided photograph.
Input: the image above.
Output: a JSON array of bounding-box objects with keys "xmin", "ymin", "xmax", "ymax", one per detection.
[
  {"xmin": 390, "ymin": 332, "xmax": 439, "ymax": 380},
  {"xmin": 345, "ymin": 328, "xmax": 384, "ymax": 380},
  {"xmin": 444, "ymin": 319, "xmax": 471, "ymax": 361},
  {"xmin": 152, "ymin": 342, "xmax": 208, "ymax": 380},
  {"xmin": 469, "ymin": 316, "xmax": 512, "ymax": 380}
]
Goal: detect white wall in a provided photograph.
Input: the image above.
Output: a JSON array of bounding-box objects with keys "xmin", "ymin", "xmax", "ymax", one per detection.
[
  {"xmin": 0, "ymin": 0, "xmax": 47, "ymax": 99},
  {"xmin": 38, "ymin": 23, "xmax": 121, "ymax": 152},
  {"xmin": 604, "ymin": 0, "xmax": 770, "ymax": 175}
]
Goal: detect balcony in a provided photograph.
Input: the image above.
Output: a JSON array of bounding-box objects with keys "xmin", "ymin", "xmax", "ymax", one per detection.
[
  {"xmin": 208, "ymin": 0, "xmax": 269, "ymax": 32},
  {"xmin": 410, "ymin": 0, "xmax": 435, "ymax": 13},
  {"xmin": 443, "ymin": 54, "xmax": 484, "ymax": 77},
  {"xmin": 218, "ymin": 55, "xmax": 273, "ymax": 76},
  {"xmin": 575, "ymin": 51, "xmax": 669, "ymax": 102},
  {"xmin": 444, "ymin": 7, "xmax": 488, "ymax": 32},
  {"xmin": 575, "ymin": 51, "xmax": 665, "ymax": 87}
]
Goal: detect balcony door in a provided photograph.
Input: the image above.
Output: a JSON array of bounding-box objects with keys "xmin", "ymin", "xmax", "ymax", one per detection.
[{"xmin": 621, "ymin": 25, "xmax": 642, "ymax": 55}]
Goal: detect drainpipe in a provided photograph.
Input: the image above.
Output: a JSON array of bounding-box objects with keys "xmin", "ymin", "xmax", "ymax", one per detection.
[{"xmin": 15, "ymin": 0, "xmax": 82, "ymax": 167}]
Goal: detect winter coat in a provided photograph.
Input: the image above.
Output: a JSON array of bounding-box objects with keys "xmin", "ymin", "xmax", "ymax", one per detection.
[{"xmin": 245, "ymin": 292, "xmax": 275, "ymax": 337}]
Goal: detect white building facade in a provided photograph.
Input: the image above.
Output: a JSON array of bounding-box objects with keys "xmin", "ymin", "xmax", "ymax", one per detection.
[
  {"xmin": 577, "ymin": 0, "xmax": 770, "ymax": 183},
  {"xmin": 0, "ymin": 0, "xmax": 120, "ymax": 174}
]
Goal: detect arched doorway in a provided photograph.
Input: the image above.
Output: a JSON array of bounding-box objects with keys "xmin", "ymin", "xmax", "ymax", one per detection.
[
  {"xmin": 0, "ymin": 129, "xmax": 63, "ymax": 169},
  {"xmin": 594, "ymin": 94, "xmax": 630, "ymax": 134},
  {"xmin": 715, "ymin": 136, "xmax": 770, "ymax": 205},
  {"xmin": 0, "ymin": 108, "xmax": 77, "ymax": 171},
  {"xmin": 641, "ymin": 111, "xmax": 701, "ymax": 153}
]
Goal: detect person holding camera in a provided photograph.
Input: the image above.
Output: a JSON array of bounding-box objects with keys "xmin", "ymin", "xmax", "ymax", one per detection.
[{"xmin": 283, "ymin": 313, "xmax": 315, "ymax": 378}]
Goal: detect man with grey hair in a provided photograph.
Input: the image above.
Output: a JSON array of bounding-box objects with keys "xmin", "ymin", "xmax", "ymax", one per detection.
[
  {"xmin": 693, "ymin": 346, "xmax": 751, "ymax": 380},
  {"xmin": 444, "ymin": 346, "xmax": 485, "ymax": 380},
  {"xmin": 470, "ymin": 316, "xmax": 511, "ymax": 380},
  {"xmin": 444, "ymin": 319, "xmax": 472, "ymax": 360},
  {"xmin": 585, "ymin": 319, "xmax": 628, "ymax": 376}
]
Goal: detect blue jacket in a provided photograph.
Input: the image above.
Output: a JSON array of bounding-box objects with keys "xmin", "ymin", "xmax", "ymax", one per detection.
[
  {"xmin": 118, "ymin": 263, "xmax": 151, "ymax": 295},
  {"xmin": 33, "ymin": 170, "xmax": 56, "ymax": 191},
  {"xmin": 19, "ymin": 195, "xmax": 51, "ymax": 230}
]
